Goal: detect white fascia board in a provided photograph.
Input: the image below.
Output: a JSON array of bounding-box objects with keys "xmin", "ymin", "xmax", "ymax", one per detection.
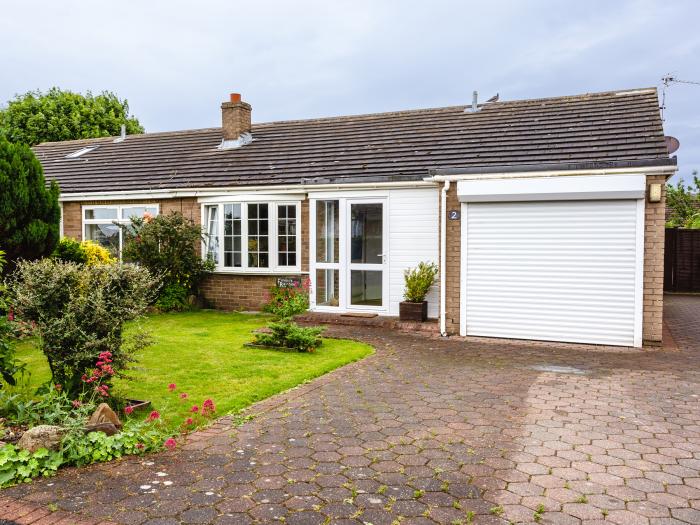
[
  {"xmin": 197, "ymin": 193, "xmax": 306, "ymax": 203},
  {"xmin": 426, "ymin": 164, "xmax": 677, "ymax": 182},
  {"xmin": 58, "ymin": 180, "xmax": 435, "ymax": 202},
  {"xmin": 456, "ymin": 174, "xmax": 646, "ymax": 203}
]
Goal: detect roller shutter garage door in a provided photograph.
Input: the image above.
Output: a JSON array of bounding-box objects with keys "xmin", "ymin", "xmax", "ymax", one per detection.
[{"xmin": 463, "ymin": 200, "xmax": 641, "ymax": 346}]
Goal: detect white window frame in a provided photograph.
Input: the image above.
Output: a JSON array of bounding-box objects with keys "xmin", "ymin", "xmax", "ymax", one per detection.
[
  {"xmin": 201, "ymin": 201, "xmax": 302, "ymax": 274},
  {"xmin": 82, "ymin": 204, "xmax": 160, "ymax": 257}
]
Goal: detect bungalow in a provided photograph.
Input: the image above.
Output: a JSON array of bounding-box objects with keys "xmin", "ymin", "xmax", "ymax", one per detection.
[{"xmin": 33, "ymin": 88, "xmax": 677, "ymax": 348}]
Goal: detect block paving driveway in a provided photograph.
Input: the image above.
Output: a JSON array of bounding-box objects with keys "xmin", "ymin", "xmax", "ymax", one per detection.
[{"xmin": 2, "ymin": 294, "xmax": 700, "ymax": 525}]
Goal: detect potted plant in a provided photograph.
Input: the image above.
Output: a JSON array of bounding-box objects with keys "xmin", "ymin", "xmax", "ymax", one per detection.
[{"xmin": 400, "ymin": 261, "xmax": 438, "ymax": 322}]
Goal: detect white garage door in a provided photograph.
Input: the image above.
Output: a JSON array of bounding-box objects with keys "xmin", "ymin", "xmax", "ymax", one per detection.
[{"xmin": 463, "ymin": 200, "xmax": 642, "ymax": 346}]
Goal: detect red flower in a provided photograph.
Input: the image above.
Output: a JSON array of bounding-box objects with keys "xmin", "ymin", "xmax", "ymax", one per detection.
[
  {"xmin": 202, "ymin": 399, "xmax": 216, "ymax": 415},
  {"xmin": 148, "ymin": 410, "xmax": 160, "ymax": 421},
  {"xmin": 190, "ymin": 405, "xmax": 199, "ymax": 413},
  {"xmin": 7, "ymin": 308, "xmax": 14, "ymax": 322},
  {"xmin": 168, "ymin": 383, "xmax": 177, "ymax": 391},
  {"xmin": 135, "ymin": 443, "xmax": 144, "ymax": 450},
  {"xmin": 164, "ymin": 437, "xmax": 176, "ymax": 450},
  {"xmin": 179, "ymin": 393, "xmax": 188, "ymax": 399},
  {"xmin": 124, "ymin": 405, "xmax": 134, "ymax": 415},
  {"xmin": 185, "ymin": 417, "xmax": 194, "ymax": 426}
]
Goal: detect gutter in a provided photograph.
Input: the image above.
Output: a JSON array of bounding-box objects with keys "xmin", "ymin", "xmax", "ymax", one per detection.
[
  {"xmin": 58, "ymin": 179, "xmax": 437, "ymax": 202},
  {"xmin": 439, "ymin": 180, "xmax": 450, "ymax": 337}
]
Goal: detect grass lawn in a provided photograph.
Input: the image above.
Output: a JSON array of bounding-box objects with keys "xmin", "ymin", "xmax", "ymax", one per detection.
[{"xmin": 13, "ymin": 311, "xmax": 373, "ymax": 429}]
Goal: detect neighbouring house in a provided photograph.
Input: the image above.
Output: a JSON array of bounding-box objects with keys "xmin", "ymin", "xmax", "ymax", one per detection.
[{"xmin": 33, "ymin": 88, "xmax": 676, "ymax": 348}]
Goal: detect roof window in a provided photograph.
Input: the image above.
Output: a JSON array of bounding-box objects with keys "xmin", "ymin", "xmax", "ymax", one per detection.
[{"xmin": 65, "ymin": 145, "xmax": 99, "ymax": 159}]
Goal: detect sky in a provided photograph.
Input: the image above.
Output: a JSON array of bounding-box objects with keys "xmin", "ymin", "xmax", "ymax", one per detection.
[{"xmin": 1, "ymin": 0, "xmax": 698, "ymax": 183}]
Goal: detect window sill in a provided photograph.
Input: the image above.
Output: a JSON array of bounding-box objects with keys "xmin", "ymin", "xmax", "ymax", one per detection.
[{"xmin": 211, "ymin": 268, "xmax": 304, "ymax": 276}]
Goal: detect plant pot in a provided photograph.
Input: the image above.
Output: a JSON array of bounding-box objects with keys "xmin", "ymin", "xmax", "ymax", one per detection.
[{"xmin": 399, "ymin": 301, "xmax": 428, "ymax": 322}]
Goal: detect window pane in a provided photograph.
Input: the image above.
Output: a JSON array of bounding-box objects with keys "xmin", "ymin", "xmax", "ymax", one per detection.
[
  {"xmin": 350, "ymin": 270, "xmax": 383, "ymax": 306},
  {"xmin": 222, "ymin": 203, "xmax": 241, "ymax": 267},
  {"xmin": 316, "ymin": 200, "xmax": 339, "ymax": 264},
  {"xmin": 85, "ymin": 223, "xmax": 120, "ymax": 256},
  {"xmin": 85, "ymin": 208, "xmax": 118, "ymax": 220},
  {"xmin": 205, "ymin": 205, "xmax": 219, "ymax": 264},
  {"xmin": 277, "ymin": 204, "xmax": 297, "ymax": 268},
  {"xmin": 351, "ymin": 203, "xmax": 383, "ymax": 264},
  {"xmin": 247, "ymin": 203, "xmax": 269, "ymax": 268},
  {"xmin": 121, "ymin": 206, "xmax": 158, "ymax": 220},
  {"xmin": 316, "ymin": 269, "xmax": 339, "ymax": 307}
]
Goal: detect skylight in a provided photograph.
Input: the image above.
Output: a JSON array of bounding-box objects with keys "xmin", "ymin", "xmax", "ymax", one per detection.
[{"xmin": 65, "ymin": 145, "xmax": 99, "ymax": 159}]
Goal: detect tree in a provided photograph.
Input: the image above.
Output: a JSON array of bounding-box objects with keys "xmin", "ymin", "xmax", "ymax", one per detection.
[
  {"xmin": 666, "ymin": 171, "xmax": 700, "ymax": 229},
  {"xmin": 0, "ymin": 88, "xmax": 144, "ymax": 146},
  {"xmin": 0, "ymin": 138, "xmax": 61, "ymax": 265}
]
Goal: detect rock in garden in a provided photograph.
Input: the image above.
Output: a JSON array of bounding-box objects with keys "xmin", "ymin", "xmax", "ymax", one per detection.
[
  {"xmin": 84, "ymin": 422, "xmax": 119, "ymax": 436},
  {"xmin": 87, "ymin": 403, "xmax": 122, "ymax": 429},
  {"xmin": 17, "ymin": 425, "xmax": 64, "ymax": 452}
]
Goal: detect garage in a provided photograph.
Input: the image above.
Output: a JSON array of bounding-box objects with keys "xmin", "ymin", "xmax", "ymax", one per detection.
[{"xmin": 458, "ymin": 175, "xmax": 646, "ymax": 347}]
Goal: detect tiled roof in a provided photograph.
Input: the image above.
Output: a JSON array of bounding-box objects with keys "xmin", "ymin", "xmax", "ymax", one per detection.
[{"xmin": 33, "ymin": 88, "xmax": 672, "ymax": 194}]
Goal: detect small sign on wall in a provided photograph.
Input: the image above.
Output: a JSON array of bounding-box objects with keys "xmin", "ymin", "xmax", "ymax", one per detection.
[
  {"xmin": 448, "ymin": 210, "xmax": 461, "ymax": 220},
  {"xmin": 277, "ymin": 276, "xmax": 301, "ymax": 288}
]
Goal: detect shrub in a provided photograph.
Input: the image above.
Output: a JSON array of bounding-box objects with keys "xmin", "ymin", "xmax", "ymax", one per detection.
[
  {"xmin": 253, "ymin": 318, "xmax": 324, "ymax": 352},
  {"xmin": 155, "ymin": 282, "xmax": 190, "ymax": 312},
  {"xmin": 403, "ymin": 261, "xmax": 438, "ymax": 303},
  {"xmin": 52, "ymin": 237, "xmax": 88, "ymax": 264},
  {"xmin": 0, "ymin": 138, "xmax": 61, "ymax": 267},
  {"xmin": 0, "ymin": 249, "xmax": 24, "ymax": 388},
  {"xmin": 263, "ymin": 278, "xmax": 311, "ymax": 319},
  {"xmin": 81, "ymin": 240, "xmax": 114, "ymax": 265},
  {"xmin": 52, "ymin": 238, "xmax": 114, "ymax": 266},
  {"xmin": 9, "ymin": 259, "xmax": 157, "ymax": 397},
  {"xmin": 121, "ymin": 212, "xmax": 213, "ymax": 309},
  {"xmin": 666, "ymin": 173, "xmax": 700, "ymax": 228}
]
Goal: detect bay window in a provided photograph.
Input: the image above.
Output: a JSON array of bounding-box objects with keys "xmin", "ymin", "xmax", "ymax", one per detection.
[
  {"xmin": 83, "ymin": 205, "xmax": 159, "ymax": 256},
  {"xmin": 203, "ymin": 201, "xmax": 300, "ymax": 272}
]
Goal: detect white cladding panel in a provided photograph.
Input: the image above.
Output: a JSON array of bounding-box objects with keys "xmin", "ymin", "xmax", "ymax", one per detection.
[
  {"xmin": 389, "ymin": 188, "xmax": 439, "ymax": 317},
  {"xmin": 464, "ymin": 200, "xmax": 640, "ymax": 346}
]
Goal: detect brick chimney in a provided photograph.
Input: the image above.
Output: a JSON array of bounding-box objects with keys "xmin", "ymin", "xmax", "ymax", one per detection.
[{"xmin": 221, "ymin": 93, "xmax": 251, "ymax": 141}]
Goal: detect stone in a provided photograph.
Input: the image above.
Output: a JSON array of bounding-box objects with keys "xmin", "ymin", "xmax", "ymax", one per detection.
[
  {"xmin": 88, "ymin": 402, "xmax": 122, "ymax": 429},
  {"xmin": 85, "ymin": 422, "xmax": 119, "ymax": 436},
  {"xmin": 16, "ymin": 424, "xmax": 64, "ymax": 452}
]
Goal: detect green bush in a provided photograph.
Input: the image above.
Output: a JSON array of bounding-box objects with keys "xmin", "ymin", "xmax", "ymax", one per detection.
[
  {"xmin": 0, "ymin": 446, "xmax": 63, "ymax": 486},
  {"xmin": 403, "ymin": 261, "xmax": 438, "ymax": 302},
  {"xmin": 155, "ymin": 282, "xmax": 190, "ymax": 312},
  {"xmin": 253, "ymin": 318, "xmax": 324, "ymax": 353},
  {"xmin": 52, "ymin": 237, "xmax": 88, "ymax": 264},
  {"xmin": 666, "ymin": 173, "xmax": 700, "ymax": 229},
  {"xmin": 121, "ymin": 212, "xmax": 213, "ymax": 308},
  {"xmin": 0, "ymin": 249, "xmax": 24, "ymax": 388},
  {"xmin": 9, "ymin": 259, "xmax": 157, "ymax": 397}
]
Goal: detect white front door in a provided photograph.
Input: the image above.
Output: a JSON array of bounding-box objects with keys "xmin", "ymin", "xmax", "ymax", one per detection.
[
  {"xmin": 347, "ymin": 200, "xmax": 387, "ymax": 310},
  {"xmin": 310, "ymin": 198, "xmax": 388, "ymax": 313}
]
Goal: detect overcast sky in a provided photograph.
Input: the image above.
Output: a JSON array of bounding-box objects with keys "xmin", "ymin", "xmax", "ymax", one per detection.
[{"xmin": 1, "ymin": 0, "xmax": 698, "ymax": 182}]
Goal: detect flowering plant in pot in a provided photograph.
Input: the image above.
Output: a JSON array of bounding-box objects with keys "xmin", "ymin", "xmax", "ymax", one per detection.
[{"xmin": 400, "ymin": 262, "xmax": 438, "ymax": 322}]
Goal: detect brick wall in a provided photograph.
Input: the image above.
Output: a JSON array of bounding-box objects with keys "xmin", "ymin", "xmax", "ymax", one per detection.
[
  {"xmin": 441, "ymin": 184, "xmax": 462, "ymax": 334},
  {"xmin": 643, "ymin": 175, "xmax": 666, "ymax": 345},
  {"xmin": 61, "ymin": 196, "xmax": 309, "ymax": 312}
]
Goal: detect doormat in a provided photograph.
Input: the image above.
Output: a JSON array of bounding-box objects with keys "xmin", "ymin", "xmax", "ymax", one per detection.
[{"xmin": 340, "ymin": 312, "xmax": 378, "ymax": 318}]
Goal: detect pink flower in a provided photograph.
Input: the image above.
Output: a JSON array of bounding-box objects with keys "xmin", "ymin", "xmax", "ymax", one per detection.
[
  {"xmin": 135, "ymin": 443, "xmax": 144, "ymax": 450},
  {"xmin": 190, "ymin": 405, "xmax": 199, "ymax": 413},
  {"xmin": 55, "ymin": 384, "xmax": 62, "ymax": 392},
  {"xmin": 179, "ymin": 393, "xmax": 188, "ymax": 399},
  {"xmin": 7, "ymin": 309, "xmax": 14, "ymax": 322},
  {"xmin": 148, "ymin": 410, "xmax": 160, "ymax": 421},
  {"xmin": 185, "ymin": 417, "xmax": 194, "ymax": 426},
  {"xmin": 72, "ymin": 399, "xmax": 82, "ymax": 408},
  {"xmin": 124, "ymin": 405, "xmax": 134, "ymax": 415},
  {"xmin": 202, "ymin": 399, "xmax": 216, "ymax": 415},
  {"xmin": 164, "ymin": 437, "xmax": 177, "ymax": 450},
  {"xmin": 168, "ymin": 383, "xmax": 176, "ymax": 392}
]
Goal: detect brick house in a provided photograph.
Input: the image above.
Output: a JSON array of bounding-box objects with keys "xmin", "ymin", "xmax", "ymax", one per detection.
[{"xmin": 33, "ymin": 88, "xmax": 676, "ymax": 347}]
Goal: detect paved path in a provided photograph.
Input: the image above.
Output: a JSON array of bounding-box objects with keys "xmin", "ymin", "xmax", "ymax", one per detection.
[{"xmin": 2, "ymin": 295, "xmax": 700, "ymax": 525}]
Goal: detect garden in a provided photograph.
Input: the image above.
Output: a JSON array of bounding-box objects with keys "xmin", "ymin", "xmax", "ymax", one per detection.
[{"xmin": 0, "ymin": 205, "xmax": 371, "ymax": 489}]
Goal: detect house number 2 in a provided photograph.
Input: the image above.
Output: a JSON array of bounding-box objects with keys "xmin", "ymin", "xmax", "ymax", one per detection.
[{"xmin": 448, "ymin": 210, "xmax": 460, "ymax": 220}]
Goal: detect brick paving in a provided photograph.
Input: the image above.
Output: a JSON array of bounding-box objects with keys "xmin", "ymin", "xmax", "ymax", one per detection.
[{"xmin": 2, "ymin": 294, "xmax": 700, "ymax": 524}]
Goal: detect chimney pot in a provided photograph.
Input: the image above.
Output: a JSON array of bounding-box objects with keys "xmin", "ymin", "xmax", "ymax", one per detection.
[{"xmin": 221, "ymin": 93, "xmax": 252, "ymax": 141}]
